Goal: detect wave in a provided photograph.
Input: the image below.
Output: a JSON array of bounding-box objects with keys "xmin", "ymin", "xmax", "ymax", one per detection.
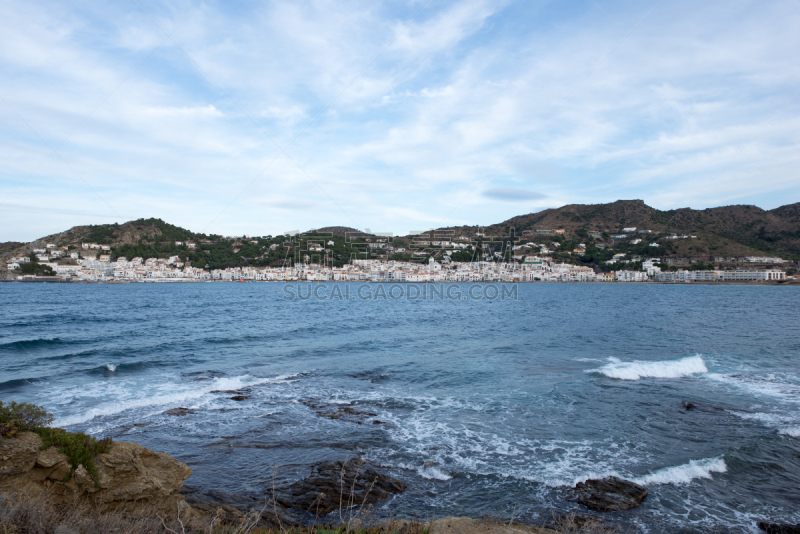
[
  {"xmin": 419, "ymin": 465, "xmax": 452, "ymax": 481},
  {"xmin": 0, "ymin": 337, "xmax": 65, "ymax": 351},
  {"xmin": 730, "ymin": 411, "xmax": 800, "ymax": 438},
  {"xmin": 55, "ymin": 374, "xmax": 284, "ymax": 427},
  {"xmin": 588, "ymin": 355, "xmax": 707, "ymax": 380},
  {"xmin": 0, "ymin": 376, "xmax": 46, "ymax": 390},
  {"xmin": 632, "ymin": 457, "xmax": 727, "ymax": 486},
  {"xmin": 706, "ymin": 372, "xmax": 800, "ymax": 403},
  {"xmin": 389, "ymin": 461, "xmax": 453, "ymax": 481},
  {"xmin": 105, "ymin": 364, "xmax": 117, "ymax": 372}
]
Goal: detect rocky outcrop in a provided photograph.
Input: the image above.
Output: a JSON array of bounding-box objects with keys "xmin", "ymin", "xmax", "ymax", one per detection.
[
  {"xmin": 276, "ymin": 459, "xmax": 406, "ymax": 515},
  {"xmin": 0, "ymin": 431, "xmax": 191, "ymax": 513},
  {"xmin": 567, "ymin": 476, "xmax": 647, "ymax": 512}
]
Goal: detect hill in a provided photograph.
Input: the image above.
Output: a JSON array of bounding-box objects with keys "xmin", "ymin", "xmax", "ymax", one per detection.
[
  {"xmin": 311, "ymin": 226, "xmax": 371, "ymax": 238},
  {"xmin": 429, "ymin": 200, "xmax": 800, "ymax": 260},
  {"xmin": 2, "ymin": 201, "xmax": 798, "ymax": 274}
]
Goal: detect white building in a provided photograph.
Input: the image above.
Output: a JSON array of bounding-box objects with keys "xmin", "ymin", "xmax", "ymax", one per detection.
[{"xmin": 616, "ymin": 270, "xmax": 648, "ymax": 282}]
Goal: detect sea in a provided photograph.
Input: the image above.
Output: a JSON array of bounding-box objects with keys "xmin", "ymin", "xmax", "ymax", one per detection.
[{"xmin": 1, "ymin": 282, "xmax": 799, "ymax": 533}]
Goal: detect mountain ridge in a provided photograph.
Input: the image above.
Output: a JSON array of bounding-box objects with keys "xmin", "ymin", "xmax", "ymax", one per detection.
[{"xmin": 2, "ymin": 200, "xmax": 799, "ymax": 263}]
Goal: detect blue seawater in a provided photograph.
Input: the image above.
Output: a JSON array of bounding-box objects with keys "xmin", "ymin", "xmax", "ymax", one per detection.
[{"xmin": 1, "ymin": 282, "xmax": 799, "ymax": 533}]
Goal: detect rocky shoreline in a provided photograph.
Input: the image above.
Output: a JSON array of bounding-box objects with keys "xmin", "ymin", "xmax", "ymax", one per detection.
[{"xmin": 2, "ymin": 431, "xmax": 799, "ymax": 533}]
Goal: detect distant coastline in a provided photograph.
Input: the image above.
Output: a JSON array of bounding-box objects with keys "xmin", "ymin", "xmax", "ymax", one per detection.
[{"xmin": 2, "ymin": 277, "xmax": 795, "ymax": 286}]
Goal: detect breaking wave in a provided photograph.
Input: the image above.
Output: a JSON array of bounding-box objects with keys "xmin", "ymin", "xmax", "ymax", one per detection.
[
  {"xmin": 55, "ymin": 374, "xmax": 285, "ymax": 427},
  {"xmin": 632, "ymin": 457, "xmax": 727, "ymax": 485},
  {"xmin": 589, "ymin": 355, "xmax": 707, "ymax": 380},
  {"xmin": 780, "ymin": 427, "xmax": 800, "ymax": 437}
]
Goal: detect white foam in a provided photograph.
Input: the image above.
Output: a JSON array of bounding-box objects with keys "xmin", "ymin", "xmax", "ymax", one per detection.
[
  {"xmin": 55, "ymin": 374, "xmax": 278, "ymax": 427},
  {"xmin": 706, "ymin": 372, "xmax": 800, "ymax": 403},
  {"xmin": 632, "ymin": 457, "xmax": 727, "ymax": 486},
  {"xmin": 105, "ymin": 364, "xmax": 117, "ymax": 371},
  {"xmin": 732, "ymin": 411, "xmax": 800, "ymax": 437},
  {"xmin": 419, "ymin": 465, "xmax": 452, "ymax": 481},
  {"xmin": 780, "ymin": 427, "xmax": 800, "ymax": 437},
  {"xmin": 589, "ymin": 355, "xmax": 707, "ymax": 380}
]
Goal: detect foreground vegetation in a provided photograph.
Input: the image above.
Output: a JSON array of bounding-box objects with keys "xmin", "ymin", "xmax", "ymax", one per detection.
[
  {"xmin": 0, "ymin": 489, "xmax": 629, "ymax": 534},
  {"xmin": 0, "ymin": 401, "xmax": 111, "ymax": 486},
  {"xmin": 0, "ymin": 488, "xmax": 434, "ymax": 534}
]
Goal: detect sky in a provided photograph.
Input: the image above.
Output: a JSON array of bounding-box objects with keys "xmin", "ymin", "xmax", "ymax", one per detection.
[{"xmin": 1, "ymin": 0, "xmax": 799, "ymax": 241}]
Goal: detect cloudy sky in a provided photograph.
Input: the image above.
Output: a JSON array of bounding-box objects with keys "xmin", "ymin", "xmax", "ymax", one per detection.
[{"xmin": 1, "ymin": 0, "xmax": 799, "ymax": 240}]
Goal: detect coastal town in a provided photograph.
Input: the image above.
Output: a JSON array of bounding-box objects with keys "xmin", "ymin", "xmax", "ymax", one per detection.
[{"xmin": 4, "ymin": 236, "xmax": 791, "ymax": 283}]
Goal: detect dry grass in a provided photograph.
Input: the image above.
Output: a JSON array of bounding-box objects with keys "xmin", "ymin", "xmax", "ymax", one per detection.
[
  {"xmin": 0, "ymin": 489, "xmax": 165, "ymax": 534},
  {"xmin": 0, "ymin": 487, "xmax": 634, "ymax": 534},
  {"xmin": 0, "ymin": 488, "xmax": 430, "ymax": 534}
]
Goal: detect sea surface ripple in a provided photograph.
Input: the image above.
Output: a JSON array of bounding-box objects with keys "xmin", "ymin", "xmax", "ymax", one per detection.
[{"xmin": 1, "ymin": 282, "xmax": 799, "ymax": 533}]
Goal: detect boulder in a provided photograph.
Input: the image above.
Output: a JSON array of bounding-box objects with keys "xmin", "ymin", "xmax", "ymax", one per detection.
[
  {"xmin": 0, "ymin": 431, "xmax": 192, "ymax": 513},
  {"xmin": 276, "ymin": 459, "xmax": 406, "ymax": 515},
  {"xmin": 567, "ymin": 476, "xmax": 647, "ymax": 511},
  {"xmin": 0, "ymin": 431, "xmax": 41, "ymax": 477}
]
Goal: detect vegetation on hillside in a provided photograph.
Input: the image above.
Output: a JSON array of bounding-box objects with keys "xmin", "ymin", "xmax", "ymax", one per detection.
[
  {"xmin": 16, "ymin": 260, "xmax": 56, "ymax": 276},
  {"xmin": 3, "ymin": 201, "xmax": 799, "ymax": 270}
]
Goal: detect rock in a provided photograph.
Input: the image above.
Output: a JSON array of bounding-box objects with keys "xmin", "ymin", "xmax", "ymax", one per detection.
[
  {"xmin": 230, "ymin": 395, "xmax": 249, "ymax": 401},
  {"xmin": 759, "ymin": 522, "xmax": 800, "ymax": 534},
  {"xmin": 166, "ymin": 407, "xmax": 195, "ymax": 416},
  {"xmin": 300, "ymin": 400, "xmax": 379, "ymax": 423},
  {"xmin": 47, "ymin": 461, "xmax": 72, "ymax": 482},
  {"xmin": 277, "ymin": 459, "xmax": 406, "ymax": 515},
  {"xmin": 423, "ymin": 461, "xmax": 436, "ymax": 469},
  {"xmin": 684, "ymin": 401, "xmax": 696, "ymax": 410},
  {"xmin": 373, "ymin": 420, "xmax": 384, "ymax": 424},
  {"xmin": 567, "ymin": 476, "xmax": 647, "ymax": 511},
  {"xmin": 0, "ymin": 431, "xmax": 192, "ymax": 513},
  {"xmin": 0, "ymin": 431, "xmax": 40, "ymax": 477},
  {"xmin": 35, "ymin": 446, "xmax": 66, "ymax": 469}
]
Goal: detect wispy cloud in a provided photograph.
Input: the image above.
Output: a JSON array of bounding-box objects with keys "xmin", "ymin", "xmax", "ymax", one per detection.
[{"xmin": 1, "ymin": 0, "xmax": 799, "ymax": 241}]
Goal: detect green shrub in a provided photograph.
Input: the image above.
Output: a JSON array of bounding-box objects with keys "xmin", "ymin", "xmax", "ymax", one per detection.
[
  {"xmin": 34, "ymin": 428, "xmax": 112, "ymax": 488},
  {"xmin": 0, "ymin": 401, "xmax": 112, "ymax": 489},
  {"xmin": 0, "ymin": 401, "xmax": 54, "ymax": 435}
]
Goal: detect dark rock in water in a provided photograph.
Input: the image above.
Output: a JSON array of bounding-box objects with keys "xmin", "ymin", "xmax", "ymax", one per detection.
[
  {"xmin": 276, "ymin": 459, "xmax": 406, "ymax": 515},
  {"xmin": 568, "ymin": 476, "xmax": 647, "ymax": 511},
  {"xmin": 684, "ymin": 401, "xmax": 696, "ymax": 410},
  {"xmin": 230, "ymin": 395, "xmax": 249, "ymax": 401},
  {"xmin": 373, "ymin": 420, "xmax": 384, "ymax": 424},
  {"xmin": 301, "ymin": 400, "xmax": 378, "ymax": 423},
  {"xmin": 759, "ymin": 522, "xmax": 800, "ymax": 533},
  {"xmin": 165, "ymin": 407, "xmax": 195, "ymax": 416},
  {"xmin": 423, "ymin": 461, "xmax": 436, "ymax": 469}
]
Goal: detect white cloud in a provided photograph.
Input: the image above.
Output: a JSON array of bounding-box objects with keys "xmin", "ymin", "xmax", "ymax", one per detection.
[{"xmin": 1, "ymin": 0, "xmax": 799, "ymax": 241}]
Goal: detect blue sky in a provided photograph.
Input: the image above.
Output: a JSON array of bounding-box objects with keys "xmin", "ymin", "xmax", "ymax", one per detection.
[{"xmin": 1, "ymin": 0, "xmax": 799, "ymax": 240}]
